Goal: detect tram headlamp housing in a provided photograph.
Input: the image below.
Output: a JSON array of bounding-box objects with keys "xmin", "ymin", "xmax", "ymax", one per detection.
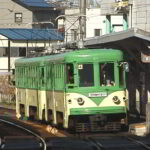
[
  {"xmin": 68, "ymin": 99, "xmax": 72, "ymax": 104},
  {"xmin": 123, "ymin": 97, "xmax": 127, "ymax": 102},
  {"xmin": 112, "ymin": 96, "xmax": 121, "ymax": 104},
  {"xmin": 77, "ymin": 98, "xmax": 84, "ymax": 105}
]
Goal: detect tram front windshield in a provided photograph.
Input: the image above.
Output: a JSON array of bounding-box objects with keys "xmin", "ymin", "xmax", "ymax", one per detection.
[
  {"xmin": 100, "ymin": 63, "xmax": 115, "ymax": 86},
  {"xmin": 79, "ymin": 64, "xmax": 94, "ymax": 87},
  {"xmin": 67, "ymin": 62, "xmax": 124, "ymax": 88}
]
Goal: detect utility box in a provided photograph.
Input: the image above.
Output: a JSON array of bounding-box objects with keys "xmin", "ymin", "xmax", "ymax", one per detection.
[{"xmin": 129, "ymin": 123, "xmax": 147, "ymax": 136}]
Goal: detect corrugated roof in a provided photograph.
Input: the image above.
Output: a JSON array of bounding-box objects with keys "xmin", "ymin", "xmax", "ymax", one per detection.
[
  {"xmin": 0, "ymin": 28, "xmax": 64, "ymax": 41},
  {"xmin": 18, "ymin": 0, "xmax": 55, "ymax": 8}
]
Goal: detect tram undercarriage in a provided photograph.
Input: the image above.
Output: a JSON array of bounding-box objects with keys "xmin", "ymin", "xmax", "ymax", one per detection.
[{"xmin": 68, "ymin": 113, "xmax": 127, "ymax": 132}]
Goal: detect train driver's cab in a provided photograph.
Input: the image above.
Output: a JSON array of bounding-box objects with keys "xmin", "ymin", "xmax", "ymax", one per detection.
[
  {"xmin": 78, "ymin": 64, "xmax": 94, "ymax": 87},
  {"xmin": 67, "ymin": 64, "xmax": 74, "ymax": 84},
  {"xmin": 100, "ymin": 63, "xmax": 115, "ymax": 86},
  {"xmin": 66, "ymin": 62, "xmax": 128, "ymax": 88}
]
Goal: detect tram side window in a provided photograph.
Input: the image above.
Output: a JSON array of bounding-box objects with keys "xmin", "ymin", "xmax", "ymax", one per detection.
[
  {"xmin": 41, "ymin": 67, "xmax": 45, "ymax": 87},
  {"xmin": 67, "ymin": 64, "xmax": 74, "ymax": 84},
  {"xmin": 100, "ymin": 63, "xmax": 115, "ymax": 86},
  {"xmin": 119, "ymin": 64, "xmax": 124, "ymax": 87},
  {"xmin": 79, "ymin": 64, "xmax": 94, "ymax": 87}
]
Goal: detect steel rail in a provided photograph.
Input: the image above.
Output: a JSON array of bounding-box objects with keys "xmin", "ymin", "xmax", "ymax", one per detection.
[
  {"xmin": 79, "ymin": 134, "xmax": 150, "ymax": 150},
  {"xmin": 0, "ymin": 118, "xmax": 47, "ymax": 150},
  {"xmin": 127, "ymin": 136, "xmax": 150, "ymax": 150}
]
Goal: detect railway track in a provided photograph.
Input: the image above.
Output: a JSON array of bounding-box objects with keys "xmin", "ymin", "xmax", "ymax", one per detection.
[
  {"xmin": 1, "ymin": 117, "xmax": 150, "ymax": 150},
  {"xmin": 82, "ymin": 134, "xmax": 150, "ymax": 150},
  {"xmin": 1, "ymin": 107, "xmax": 150, "ymax": 150},
  {"xmin": 0, "ymin": 116, "xmax": 46, "ymax": 150}
]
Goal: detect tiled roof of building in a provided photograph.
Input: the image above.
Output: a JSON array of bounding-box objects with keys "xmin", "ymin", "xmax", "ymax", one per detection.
[{"xmin": 0, "ymin": 28, "xmax": 64, "ymax": 41}]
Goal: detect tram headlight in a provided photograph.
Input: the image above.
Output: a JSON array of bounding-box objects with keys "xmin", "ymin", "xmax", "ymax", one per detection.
[
  {"xmin": 123, "ymin": 97, "xmax": 127, "ymax": 102},
  {"xmin": 77, "ymin": 98, "xmax": 84, "ymax": 105},
  {"xmin": 112, "ymin": 96, "xmax": 121, "ymax": 104},
  {"xmin": 68, "ymin": 99, "xmax": 72, "ymax": 104}
]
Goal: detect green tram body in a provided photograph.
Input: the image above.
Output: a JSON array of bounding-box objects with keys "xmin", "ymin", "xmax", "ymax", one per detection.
[{"xmin": 15, "ymin": 49, "xmax": 128, "ymax": 130}]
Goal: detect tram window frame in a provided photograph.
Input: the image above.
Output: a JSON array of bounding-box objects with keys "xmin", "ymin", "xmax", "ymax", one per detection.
[
  {"xmin": 28, "ymin": 67, "xmax": 31, "ymax": 87},
  {"xmin": 119, "ymin": 63, "xmax": 125, "ymax": 87},
  {"xmin": 41, "ymin": 67, "xmax": 45, "ymax": 87},
  {"xmin": 35, "ymin": 66, "xmax": 38, "ymax": 88},
  {"xmin": 31, "ymin": 66, "xmax": 35, "ymax": 88},
  {"xmin": 22, "ymin": 67, "xmax": 25, "ymax": 87},
  {"xmin": 78, "ymin": 63, "xmax": 94, "ymax": 87},
  {"xmin": 48, "ymin": 65, "xmax": 52, "ymax": 86},
  {"xmin": 33, "ymin": 66, "xmax": 36, "ymax": 88},
  {"xmin": 17, "ymin": 68, "xmax": 19, "ymax": 87},
  {"xmin": 27, "ymin": 67, "xmax": 30, "ymax": 88},
  {"xmin": 18, "ymin": 67, "xmax": 20, "ymax": 86},
  {"xmin": 21, "ymin": 67, "xmax": 23, "ymax": 87},
  {"xmin": 99, "ymin": 63, "xmax": 115, "ymax": 86},
  {"xmin": 62, "ymin": 65, "xmax": 64, "ymax": 78},
  {"xmin": 66, "ymin": 63, "xmax": 74, "ymax": 84}
]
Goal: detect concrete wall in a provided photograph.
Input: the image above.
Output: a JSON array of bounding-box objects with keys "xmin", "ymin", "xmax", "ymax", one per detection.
[
  {"xmin": 0, "ymin": 57, "xmax": 20, "ymax": 71},
  {"xmin": 130, "ymin": 0, "xmax": 150, "ymax": 32},
  {"xmin": 65, "ymin": 9, "xmax": 80, "ymax": 42},
  {"xmin": 32, "ymin": 10, "xmax": 60, "ymax": 29},
  {"xmin": 101, "ymin": 0, "xmax": 116, "ymax": 15},
  {"xmin": 86, "ymin": 9, "xmax": 106, "ymax": 37},
  {"xmin": 0, "ymin": 0, "xmax": 61, "ymax": 29},
  {"xmin": 0, "ymin": 0, "xmax": 32, "ymax": 28},
  {"xmin": 64, "ymin": 8, "xmax": 124, "ymax": 42},
  {"xmin": 86, "ymin": 9, "xmax": 124, "ymax": 38}
]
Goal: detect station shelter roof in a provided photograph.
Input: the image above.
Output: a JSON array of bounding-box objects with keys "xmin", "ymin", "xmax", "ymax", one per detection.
[
  {"xmin": 13, "ymin": 0, "xmax": 55, "ymax": 8},
  {"xmin": 84, "ymin": 28, "xmax": 150, "ymax": 64},
  {"xmin": 0, "ymin": 28, "xmax": 64, "ymax": 41}
]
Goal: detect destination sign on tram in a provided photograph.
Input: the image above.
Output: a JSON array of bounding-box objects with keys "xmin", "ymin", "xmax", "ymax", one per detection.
[{"xmin": 89, "ymin": 92, "xmax": 107, "ymax": 97}]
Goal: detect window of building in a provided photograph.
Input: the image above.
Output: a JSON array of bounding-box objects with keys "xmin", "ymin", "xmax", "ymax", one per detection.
[
  {"xmin": 112, "ymin": 24, "xmax": 123, "ymax": 32},
  {"xmin": 15, "ymin": 13, "xmax": 22, "ymax": 23},
  {"xmin": 19, "ymin": 48, "xmax": 26, "ymax": 57},
  {"xmin": 94, "ymin": 29, "xmax": 102, "ymax": 37},
  {"xmin": 71, "ymin": 29, "xmax": 77, "ymax": 41},
  {"xmin": 58, "ymin": 25, "xmax": 65, "ymax": 32}
]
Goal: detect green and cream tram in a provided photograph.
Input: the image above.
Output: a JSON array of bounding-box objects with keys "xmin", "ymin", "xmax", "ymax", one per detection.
[{"xmin": 15, "ymin": 49, "xmax": 128, "ymax": 131}]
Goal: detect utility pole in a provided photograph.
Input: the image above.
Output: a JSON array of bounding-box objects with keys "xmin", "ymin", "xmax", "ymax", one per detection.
[
  {"xmin": 8, "ymin": 40, "xmax": 11, "ymax": 72},
  {"xmin": 79, "ymin": 0, "xmax": 86, "ymax": 48}
]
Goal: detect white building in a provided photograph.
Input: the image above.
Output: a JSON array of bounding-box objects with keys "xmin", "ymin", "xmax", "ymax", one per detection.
[
  {"xmin": 62, "ymin": 8, "xmax": 124, "ymax": 43},
  {"xmin": 86, "ymin": 9, "xmax": 124, "ymax": 38}
]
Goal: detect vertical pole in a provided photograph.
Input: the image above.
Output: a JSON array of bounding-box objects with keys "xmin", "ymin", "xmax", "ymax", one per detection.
[
  {"xmin": 79, "ymin": 0, "xmax": 86, "ymax": 41},
  {"xmin": 129, "ymin": 4, "xmax": 133, "ymax": 28},
  {"xmin": 131, "ymin": 4, "xmax": 133, "ymax": 28},
  {"xmin": 106, "ymin": 15, "xmax": 111, "ymax": 34},
  {"xmin": 123, "ymin": 14, "xmax": 128, "ymax": 30},
  {"xmin": 146, "ymin": 67, "xmax": 150, "ymax": 134},
  {"xmin": 26, "ymin": 40, "xmax": 28, "ymax": 57},
  {"xmin": 83, "ymin": 0, "xmax": 86, "ymax": 39},
  {"xmin": 8, "ymin": 40, "xmax": 11, "ymax": 72}
]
